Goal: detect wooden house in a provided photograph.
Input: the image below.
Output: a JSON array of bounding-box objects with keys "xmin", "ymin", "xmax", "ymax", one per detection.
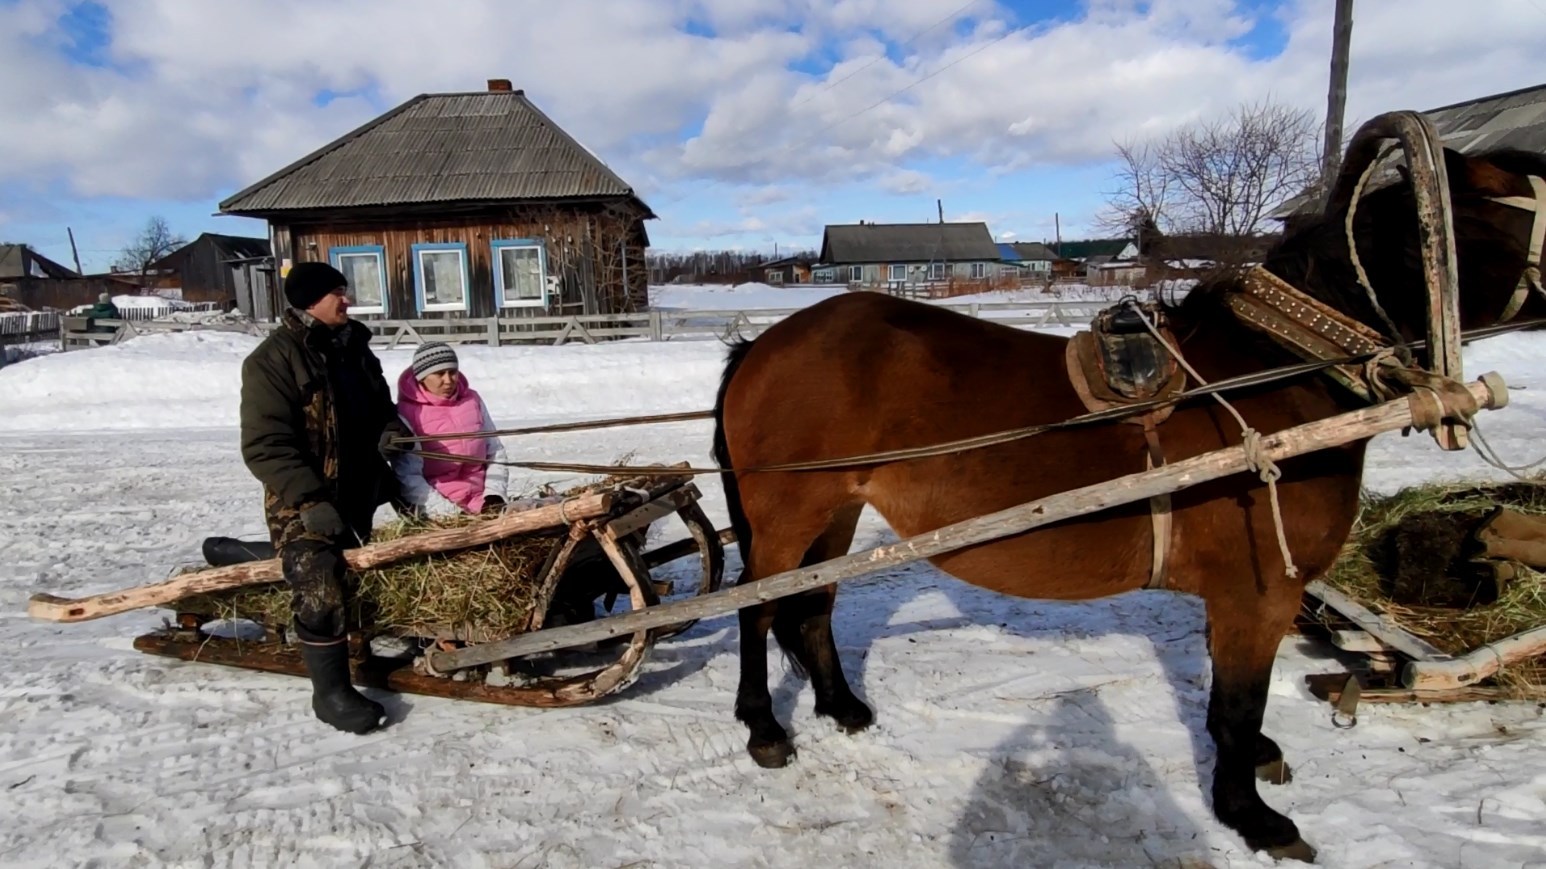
[
  {"xmin": 0, "ymin": 244, "xmax": 136, "ymax": 310},
  {"xmin": 218, "ymin": 79, "xmax": 654, "ymax": 321},
  {"xmin": 146, "ymin": 232, "xmax": 272, "ymax": 306},
  {"xmin": 759, "ymin": 255, "xmax": 814, "ymax": 285},
  {"xmin": 996, "ymin": 241, "xmax": 1063, "ymax": 279},
  {"xmin": 813, "ymin": 221, "xmax": 1003, "ymax": 288}
]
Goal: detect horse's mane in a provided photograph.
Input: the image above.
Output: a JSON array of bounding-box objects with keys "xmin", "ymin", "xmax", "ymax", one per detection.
[{"xmin": 1166, "ymin": 146, "xmax": 1546, "ymax": 336}]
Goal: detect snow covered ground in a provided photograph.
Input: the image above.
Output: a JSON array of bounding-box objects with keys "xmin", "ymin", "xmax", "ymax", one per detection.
[{"xmin": 0, "ymin": 286, "xmax": 1543, "ymax": 868}]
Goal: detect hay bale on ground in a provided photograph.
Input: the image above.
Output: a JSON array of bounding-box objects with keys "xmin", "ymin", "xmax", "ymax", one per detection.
[{"xmin": 1322, "ymin": 476, "xmax": 1546, "ymax": 690}]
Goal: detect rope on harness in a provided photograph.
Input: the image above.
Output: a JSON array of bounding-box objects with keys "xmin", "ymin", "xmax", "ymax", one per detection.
[
  {"xmin": 1344, "ymin": 143, "xmax": 1414, "ymax": 358},
  {"xmin": 1127, "ymin": 302, "xmax": 1300, "ymax": 579}
]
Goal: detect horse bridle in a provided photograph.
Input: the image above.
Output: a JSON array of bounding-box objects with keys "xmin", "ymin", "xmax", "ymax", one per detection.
[{"xmin": 1485, "ymin": 174, "xmax": 1546, "ymax": 323}]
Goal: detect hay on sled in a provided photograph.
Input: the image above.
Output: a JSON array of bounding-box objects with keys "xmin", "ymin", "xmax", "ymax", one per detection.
[
  {"xmin": 1320, "ymin": 476, "xmax": 1546, "ymax": 692},
  {"xmin": 176, "ymin": 469, "xmax": 639, "ymax": 639}
]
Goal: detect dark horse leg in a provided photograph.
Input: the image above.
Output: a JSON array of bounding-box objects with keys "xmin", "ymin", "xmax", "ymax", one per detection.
[
  {"xmin": 1206, "ymin": 593, "xmax": 1315, "ymax": 861},
  {"xmin": 769, "ymin": 504, "xmax": 873, "ymax": 734},
  {"xmin": 735, "ymin": 504, "xmax": 868, "ymax": 767}
]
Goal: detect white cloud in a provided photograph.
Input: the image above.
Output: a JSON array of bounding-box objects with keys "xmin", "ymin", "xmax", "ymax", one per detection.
[{"xmin": 2, "ymin": 0, "xmax": 1545, "ymax": 226}]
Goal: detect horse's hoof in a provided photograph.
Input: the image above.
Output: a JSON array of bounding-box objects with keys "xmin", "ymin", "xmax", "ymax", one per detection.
[
  {"xmin": 1256, "ymin": 758, "xmax": 1293, "ymax": 785},
  {"xmin": 747, "ymin": 740, "xmax": 795, "ymax": 769},
  {"xmin": 818, "ymin": 700, "xmax": 874, "ymax": 734},
  {"xmin": 1264, "ymin": 837, "xmax": 1316, "ymax": 863}
]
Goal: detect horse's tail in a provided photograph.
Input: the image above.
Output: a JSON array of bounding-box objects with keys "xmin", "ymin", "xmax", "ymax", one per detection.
[{"xmin": 711, "ymin": 337, "xmax": 757, "ymax": 569}]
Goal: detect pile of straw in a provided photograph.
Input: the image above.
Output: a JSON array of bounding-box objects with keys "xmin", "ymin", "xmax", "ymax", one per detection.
[
  {"xmin": 178, "ymin": 467, "xmax": 640, "ymax": 638},
  {"xmin": 1320, "ymin": 476, "xmax": 1546, "ymax": 690}
]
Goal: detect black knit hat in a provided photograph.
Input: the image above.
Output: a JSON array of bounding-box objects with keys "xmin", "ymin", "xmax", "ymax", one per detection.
[{"xmin": 284, "ymin": 261, "xmax": 348, "ymax": 310}]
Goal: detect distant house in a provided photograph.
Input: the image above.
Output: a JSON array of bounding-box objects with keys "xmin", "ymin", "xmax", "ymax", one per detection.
[
  {"xmin": 814, "ymin": 221, "xmax": 1003, "ymax": 287},
  {"xmin": 0, "ymin": 244, "xmax": 136, "ymax": 311},
  {"xmin": 760, "ymin": 255, "xmax": 814, "ymax": 285},
  {"xmin": 1271, "ymin": 81, "xmax": 1546, "ymax": 224},
  {"xmin": 997, "ymin": 241, "xmax": 1063, "ymax": 278},
  {"xmin": 147, "ymin": 232, "xmax": 272, "ymax": 308},
  {"xmin": 219, "ymin": 79, "xmax": 655, "ymax": 321}
]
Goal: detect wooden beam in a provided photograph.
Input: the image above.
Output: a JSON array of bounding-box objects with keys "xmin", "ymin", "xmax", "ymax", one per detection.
[{"xmin": 28, "ymin": 491, "xmax": 622, "ymax": 623}]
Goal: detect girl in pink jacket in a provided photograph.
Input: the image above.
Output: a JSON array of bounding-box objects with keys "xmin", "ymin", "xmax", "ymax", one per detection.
[{"xmin": 393, "ymin": 342, "xmax": 509, "ymax": 517}]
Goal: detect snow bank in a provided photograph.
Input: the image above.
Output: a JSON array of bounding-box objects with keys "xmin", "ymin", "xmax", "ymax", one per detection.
[
  {"xmin": 0, "ymin": 331, "xmax": 731, "ymax": 433},
  {"xmin": 650, "ymin": 282, "xmax": 847, "ymax": 311}
]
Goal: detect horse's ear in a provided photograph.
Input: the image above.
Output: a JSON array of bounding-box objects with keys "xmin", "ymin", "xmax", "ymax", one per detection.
[{"xmin": 1445, "ymin": 149, "xmax": 1518, "ymax": 198}]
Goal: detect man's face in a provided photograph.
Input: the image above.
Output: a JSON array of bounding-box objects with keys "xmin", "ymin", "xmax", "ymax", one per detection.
[{"xmin": 307, "ymin": 287, "xmax": 351, "ymax": 327}]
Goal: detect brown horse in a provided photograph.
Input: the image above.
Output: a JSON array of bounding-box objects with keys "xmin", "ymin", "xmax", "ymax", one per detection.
[{"xmin": 710, "ymin": 145, "xmax": 1546, "ymax": 861}]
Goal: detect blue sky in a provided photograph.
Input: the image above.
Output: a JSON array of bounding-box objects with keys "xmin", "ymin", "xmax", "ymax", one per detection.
[{"xmin": 2, "ymin": 0, "xmax": 1543, "ymax": 273}]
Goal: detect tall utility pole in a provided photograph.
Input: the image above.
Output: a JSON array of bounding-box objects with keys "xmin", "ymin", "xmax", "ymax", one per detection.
[{"xmin": 1321, "ymin": 0, "xmax": 1355, "ymax": 202}]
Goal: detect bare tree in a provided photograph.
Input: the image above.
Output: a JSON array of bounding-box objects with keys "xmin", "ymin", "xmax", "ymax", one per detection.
[
  {"xmin": 114, "ymin": 216, "xmax": 187, "ymax": 287},
  {"xmin": 1103, "ymin": 99, "xmax": 1320, "ymax": 239},
  {"xmin": 1097, "ymin": 139, "xmax": 1176, "ymax": 237}
]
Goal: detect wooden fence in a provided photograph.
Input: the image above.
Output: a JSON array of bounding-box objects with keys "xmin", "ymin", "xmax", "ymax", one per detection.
[
  {"xmin": 0, "ymin": 311, "xmax": 61, "ymax": 346},
  {"xmin": 56, "ymin": 299, "xmax": 1124, "ymax": 352}
]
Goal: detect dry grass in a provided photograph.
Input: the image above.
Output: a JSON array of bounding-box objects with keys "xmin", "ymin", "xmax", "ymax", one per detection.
[
  {"xmin": 1320, "ymin": 476, "xmax": 1546, "ymax": 690},
  {"xmin": 176, "ymin": 464, "xmax": 641, "ymax": 638}
]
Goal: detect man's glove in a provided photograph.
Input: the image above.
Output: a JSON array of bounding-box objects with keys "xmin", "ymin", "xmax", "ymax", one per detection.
[
  {"xmin": 481, "ymin": 495, "xmax": 506, "ymax": 515},
  {"xmin": 378, "ymin": 425, "xmax": 409, "ymax": 462},
  {"xmin": 300, "ymin": 502, "xmax": 347, "ymax": 538}
]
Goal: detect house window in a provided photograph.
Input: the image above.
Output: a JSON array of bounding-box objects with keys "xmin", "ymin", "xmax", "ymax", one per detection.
[
  {"xmin": 970, "ymin": 262, "xmax": 986, "ymax": 279},
  {"xmin": 492, "ymin": 239, "xmax": 548, "ymax": 308},
  {"xmin": 850, "ymin": 265, "xmax": 864, "ymax": 282},
  {"xmin": 766, "ymin": 269, "xmax": 784, "ymax": 284},
  {"xmin": 412, "ymin": 242, "xmax": 470, "ymax": 312},
  {"xmin": 888, "ymin": 264, "xmax": 906, "ymax": 282},
  {"xmin": 814, "ymin": 268, "xmax": 834, "ymax": 283},
  {"xmin": 329, "ymin": 245, "xmax": 386, "ymax": 315},
  {"xmin": 929, "ymin": 262, "xmax": 945, "ymax": 280}
]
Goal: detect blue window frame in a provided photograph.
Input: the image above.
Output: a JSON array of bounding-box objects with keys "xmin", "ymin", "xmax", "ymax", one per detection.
[
  {"xmin": 411, "ymin": 242, "xmax": 470, "ymax": 313},
  {"xmin": 490, "ymin": 238, "xmax": 550, "ymax": 308},
  {"xmin": 328, "ymin": 245, "xmax": 387, "ymax": 315}
]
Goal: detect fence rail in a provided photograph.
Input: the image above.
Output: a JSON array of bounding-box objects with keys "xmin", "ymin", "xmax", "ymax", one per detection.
[
  {"xmin": 0, "ymin": 311, "xmax": 61, "ymax": 345},
  {"xmin": 56, "ymin": 297, "xmax": 1131, "ymax": 351}
]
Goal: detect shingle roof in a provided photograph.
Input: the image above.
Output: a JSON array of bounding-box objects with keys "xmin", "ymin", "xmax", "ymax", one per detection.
[
  {"xmin": 1272, "ymin": 81, "xmax": 1546, "ymax": 219},
  {"xmin": 219, "ymin": 89, "xmax": 654, "ymax": 217},
  {"xmin": 819, "ymin": 222, "xmax": 1000, "ymax": 264}
]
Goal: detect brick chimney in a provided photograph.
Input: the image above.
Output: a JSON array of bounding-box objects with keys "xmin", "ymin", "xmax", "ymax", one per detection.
[{"xmin": 487, "ymin": 78, "xmax": 513, "ymax": 92}]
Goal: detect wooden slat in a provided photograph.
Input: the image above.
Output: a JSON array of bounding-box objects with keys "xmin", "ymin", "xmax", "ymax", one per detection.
[{"xmin": 1304, "ymin": 580, "xmax": 1453, "ymax": 662}]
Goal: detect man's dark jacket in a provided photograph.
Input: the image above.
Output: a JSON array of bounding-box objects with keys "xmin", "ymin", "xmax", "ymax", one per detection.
[{"xmin": 239, "ymin": 309, "xmax": 402, "ymax": 531}]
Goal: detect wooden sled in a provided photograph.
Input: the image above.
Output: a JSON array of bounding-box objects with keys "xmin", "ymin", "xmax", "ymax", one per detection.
[{"xmin": 34, "ymin": 470, "xmax": 728, "ymax": 709}]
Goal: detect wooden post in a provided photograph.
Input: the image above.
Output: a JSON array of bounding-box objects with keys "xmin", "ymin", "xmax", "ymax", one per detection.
[
  {"xmin": 1321, "ymin": 0, "xmax": 1355, "ymax": 203},
  {"xmin": 428, "ymin": 374, "xmax": 1507, "ymax": 673},
  {"xmin": 487, "ymin": 315, "xmax": 500, "ymax": 347},
  {"xmin": 67, "ymin": 227, "xmax": 84, "ymax": 274}
]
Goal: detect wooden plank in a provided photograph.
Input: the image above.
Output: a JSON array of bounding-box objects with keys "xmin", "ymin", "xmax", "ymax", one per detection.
[
  {"xmin": 428, "ymin": 374, "xmax": 1506, "ymax": 672},
  {"xmin": 1330, "ymin": 629, "xmax": 1397, "ymax": 655},
  {"xmin": 602, "ymin": 485, "xmax": 702, "ymax": 541},
  {"xmin": 27, "ymin": 491, "xmax": 621, "ymax": 623},
  {"xmin": 1304, "ymin": 672, "xmax": 1546, "ymax": 705},
  {"xmin": 1304, "ymin": 580, "xmax": 1453, "ymax": 662}
]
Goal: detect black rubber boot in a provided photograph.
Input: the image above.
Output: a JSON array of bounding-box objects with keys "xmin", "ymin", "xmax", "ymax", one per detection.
[{"xmin": 297, "ymin": 640, "xmax": 386, "ymax": 734}]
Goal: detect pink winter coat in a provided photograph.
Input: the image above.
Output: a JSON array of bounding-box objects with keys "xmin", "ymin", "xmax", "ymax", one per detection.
[{"xmin": 394, "ymin": 367, "xmax": 504, "ymax": 515}]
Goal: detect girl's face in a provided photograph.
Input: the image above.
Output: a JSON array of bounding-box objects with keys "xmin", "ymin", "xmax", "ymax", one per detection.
[{"xmin": 421, "ymin": 369, "xmax": 458, "ymax": 398}]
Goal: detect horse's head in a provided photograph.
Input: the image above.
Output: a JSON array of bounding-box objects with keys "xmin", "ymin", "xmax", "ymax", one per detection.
[{"xmin": 1267, "ymin": 141, "xmax": 1546, "ymax": 342}]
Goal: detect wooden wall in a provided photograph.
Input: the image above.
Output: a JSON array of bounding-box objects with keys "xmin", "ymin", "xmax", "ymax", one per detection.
[
  {"xmin": 277, "ymin": 203, "xmax": 648, "ymax": 320},
  {"xmin": 0, "ymin": 277, "xmax": 138, "ymax": 311}
]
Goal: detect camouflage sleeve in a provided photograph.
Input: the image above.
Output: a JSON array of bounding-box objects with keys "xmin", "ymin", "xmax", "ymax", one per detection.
[{"xmin": 239, "ymin": 351, "xmax": 329, "ymax": 509}]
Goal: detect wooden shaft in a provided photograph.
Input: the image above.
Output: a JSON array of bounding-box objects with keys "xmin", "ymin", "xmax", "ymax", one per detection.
[
  {"xmin": 1402, "ymin": 625, "xmax": 1546, "ymax": 690},
  {"xmin": 27, "ymin": 491, "xmax": 620, "ymax": 623},
  {"xmin": 429, "ymin": 374, "xmax": 1506, "ymax": 673}
]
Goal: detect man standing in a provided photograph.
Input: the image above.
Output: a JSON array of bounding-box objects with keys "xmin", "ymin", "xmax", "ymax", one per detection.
[{"xmin": 239, "ymin": 261, "xmax": 406, "ymax": 734}]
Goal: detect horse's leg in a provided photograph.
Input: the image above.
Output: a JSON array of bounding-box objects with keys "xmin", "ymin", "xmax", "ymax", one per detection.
[
  {"xmin": 1254, "ymin": 733, "xmax": 1292, "ymax": 785},
  {"xmin": 770, "ymin": 503, "xmax": 872, "ymax": 733},
  {"xmin": 734, "ymin": 507, "xmax": 839, "ymax": 769},
  {"xmin": 1205, "ymin": 591, "xmax": 1316, "ymax": 862}
]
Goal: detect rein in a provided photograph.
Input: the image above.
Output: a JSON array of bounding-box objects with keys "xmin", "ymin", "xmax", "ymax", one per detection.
[{"xmin": 389, "ymin": 317, "xmax": 1544, "ymax": 478}]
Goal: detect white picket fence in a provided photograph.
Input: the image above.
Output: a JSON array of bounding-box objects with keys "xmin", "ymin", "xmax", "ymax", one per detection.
[{"xmin": 0, "ymin": 311, "xmax": 61, "ymax": 342}]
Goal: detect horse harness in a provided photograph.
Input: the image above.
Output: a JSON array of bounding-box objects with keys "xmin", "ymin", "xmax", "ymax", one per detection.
[
  {"xmin": 1487, "ymin": 174, "xmax": 1546, "ymax": 323},
  {"xmin": 1064, "ymin": 302, "xmax": 1187, "ymax": 590}
]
